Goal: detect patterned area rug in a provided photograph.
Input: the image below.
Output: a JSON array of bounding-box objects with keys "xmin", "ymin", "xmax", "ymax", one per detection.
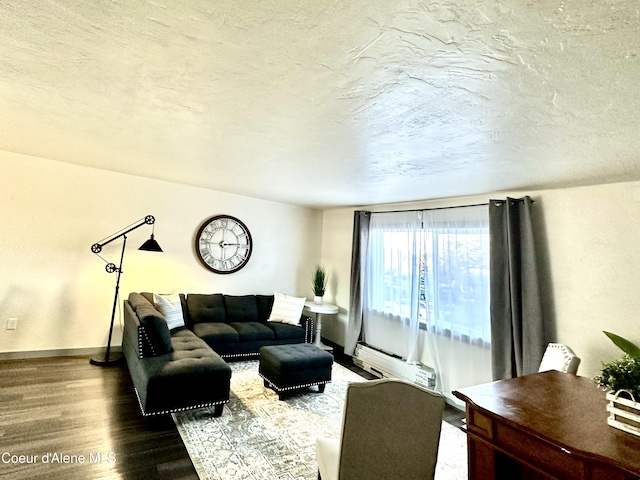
[{"xmin": 173, "ymin": 360, "xmax": 467, "ymax": 480}]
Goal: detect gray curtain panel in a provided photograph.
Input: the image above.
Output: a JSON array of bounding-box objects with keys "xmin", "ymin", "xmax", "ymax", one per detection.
[
  {"xmin": 345, "ymin": 210, "xmax": 371, "ymax": 356},
  {"xmin": 490, "ymin": 196, "xmax": 546, "ymax": 380}
]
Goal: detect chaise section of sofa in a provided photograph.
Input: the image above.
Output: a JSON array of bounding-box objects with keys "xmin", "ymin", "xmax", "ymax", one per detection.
[{"xmin": 123, "ymin": 294, "xmax": 231, "ymax": 417}]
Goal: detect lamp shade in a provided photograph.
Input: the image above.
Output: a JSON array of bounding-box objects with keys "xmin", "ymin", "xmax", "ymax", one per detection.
[{"xmin": 138, "ymin": 234, "xmax": 163, "ymax": 252}]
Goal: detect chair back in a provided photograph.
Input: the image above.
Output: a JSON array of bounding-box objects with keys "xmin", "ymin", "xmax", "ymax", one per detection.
[
  {"xmin": 337, "ymin": 378, "xmax": 445, "ymax": 480},
  {"xmin": 538, "ymin": 343, "xmax": 580, "ymax": 374}
]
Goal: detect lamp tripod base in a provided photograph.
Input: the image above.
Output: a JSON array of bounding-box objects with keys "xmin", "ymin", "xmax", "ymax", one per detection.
[{"xmin": 90, "ymin": 351, "xmax": 123, "ymax": 366}]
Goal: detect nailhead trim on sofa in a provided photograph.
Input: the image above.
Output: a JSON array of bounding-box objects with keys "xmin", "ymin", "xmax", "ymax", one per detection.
[
  {"xmin": 134, "ymin": 387, "xmax": 227, "ymax": 417},
  {"xmin": 138, "ymin": 325, "xmax": 156, "ymax": 358}
]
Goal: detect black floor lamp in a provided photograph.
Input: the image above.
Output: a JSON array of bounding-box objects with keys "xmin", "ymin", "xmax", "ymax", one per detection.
[{"xmin": 90, "ymin": 215, "xmax": 163, "ymax": 366}]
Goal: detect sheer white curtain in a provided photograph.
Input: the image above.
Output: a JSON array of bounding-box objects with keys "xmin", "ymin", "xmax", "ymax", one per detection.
[
  {"xmin": 360, "ymin": 206, "xmax": 492, "ymax": 403},
  {"xmin": 364, "ymin": 211, "xmax": 422, "ymax": 363},
  {"xmin": 421, "ymin": 206, "xmax": 492, "ymax": 403}
]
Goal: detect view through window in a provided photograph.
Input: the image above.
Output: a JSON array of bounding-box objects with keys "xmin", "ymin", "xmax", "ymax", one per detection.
[
  {"xmin": 420, "ymin": 227, "xmax": 490, "ymax": 343},
  {"xmin": 369, "ymin": 212, "xmax": 490, "ymax": 344}
]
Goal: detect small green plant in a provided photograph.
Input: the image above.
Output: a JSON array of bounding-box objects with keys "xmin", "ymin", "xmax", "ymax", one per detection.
[
  {"xmin": 594, "ymin": 331, "xmax": 640, "ymax": 399},
  {"xmin": 312, "ymin": 265, "xmax": 328, "ymax": 297},
  {"xmin": 594, "ymin": 356, "xmax": 640, "ymax": 399}
]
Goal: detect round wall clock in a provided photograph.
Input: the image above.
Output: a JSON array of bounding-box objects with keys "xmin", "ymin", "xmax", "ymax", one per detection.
[{"xmin": 195, "ymin": 215, "xmax": 253, "ymax": 274}]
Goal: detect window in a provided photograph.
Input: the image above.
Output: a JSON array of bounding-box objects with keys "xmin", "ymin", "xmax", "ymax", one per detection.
[
  {"xmin": 420, "ymin": 226, "xmax": 490, "ymax": 343},
  {"xmin": 362, "ymin": 205, "xmax": 492, "ymax": 401},
  {"xmin": 365, "ymin": 207, "xmax": 490, "ymax": 344}
]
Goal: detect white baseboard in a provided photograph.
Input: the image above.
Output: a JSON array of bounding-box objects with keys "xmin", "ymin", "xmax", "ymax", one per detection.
[{"xmin": 0, "ymin": 346, "xmax": 122, "ymax": 361}]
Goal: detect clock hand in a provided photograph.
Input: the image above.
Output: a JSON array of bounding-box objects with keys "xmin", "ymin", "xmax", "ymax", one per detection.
[{"xmin": 219, "ymin": 241, "xmax": 241, "ymax": 247}]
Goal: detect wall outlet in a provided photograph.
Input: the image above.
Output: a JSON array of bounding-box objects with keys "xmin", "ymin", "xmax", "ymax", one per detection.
[{"xmin": 7, "ymin": 318, "xmax": 17, "ymax": 330}]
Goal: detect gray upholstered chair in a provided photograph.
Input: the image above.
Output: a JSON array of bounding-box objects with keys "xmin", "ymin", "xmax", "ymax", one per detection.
[
  {"xmin": 538, "ymin": 343, "xmax": 581, "ymax": 374},
  {"xmin": 315, "ymin": 378, "xmax": 445, "ymax": 480}
]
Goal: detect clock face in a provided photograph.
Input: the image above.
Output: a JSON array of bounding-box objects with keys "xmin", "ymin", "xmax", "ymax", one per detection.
[{"xmin": 195, "ymin": 215, "xmax": 253, "ymax": 274}]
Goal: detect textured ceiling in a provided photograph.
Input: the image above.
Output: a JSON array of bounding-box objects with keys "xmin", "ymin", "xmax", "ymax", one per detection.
[{"xmin": 2, "ymin": 1, "xmax": 640, "ymax": 209}]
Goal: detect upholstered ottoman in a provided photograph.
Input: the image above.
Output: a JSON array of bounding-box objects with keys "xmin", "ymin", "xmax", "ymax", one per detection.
[{"xmin": 259, "ymin": 343, "xmax": 333, "ymax": 400}]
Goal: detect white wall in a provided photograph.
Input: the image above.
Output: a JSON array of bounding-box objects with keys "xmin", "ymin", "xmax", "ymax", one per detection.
[
  {"xmin": 0, "ymin": 151, "xmax": 323, "ymax": 355},
  {"xmin": 320, "ymin": 181, "xmax": 640, "ymax": 380},
  {"xmin": 4, "ymin": 149, "xmax": 638, "ymax": 381}
]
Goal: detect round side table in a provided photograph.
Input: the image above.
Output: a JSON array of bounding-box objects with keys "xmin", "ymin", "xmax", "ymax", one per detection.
[{"xmin": 303, "ymin": 301, "xmax": 338, "ymax": 351}]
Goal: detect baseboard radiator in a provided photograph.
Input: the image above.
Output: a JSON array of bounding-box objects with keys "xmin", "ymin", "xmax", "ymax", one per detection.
[{"xmin": 353, "ymin": 343, "xmax": 436, "ymax": 391}]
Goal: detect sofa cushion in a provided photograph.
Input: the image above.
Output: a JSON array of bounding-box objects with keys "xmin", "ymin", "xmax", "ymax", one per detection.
[
  {"xmin": 265, "ymin": 321, "xmax": 306, "ymax": 340},
  {"xmin": 256, "ymin": 295, "xmax": 275, "ymax": 322},
  {"xmin": 193, "ymin": 322, "xmax": 240, "ymax": 344},
  {"xmin": 267, "ymin": 292, "xmax": 306, "ymax": 326},
  {"xmin": 225, "ymin": 295, "xmax": 259, "ymax": 323},
  {"xmin": 187, "ymin": 294, "xmax": 226, "ymax": 323},
  {"xmin": 128, "ymin": 292, "xmax": 173, "ymax": 356},
  {"xmin": 153, "ymin": 293, "xmax": 186, "ymax": 330},
  {"xmin": 229, "ymin": 322, "xmax": 276, "ymax": 342}
]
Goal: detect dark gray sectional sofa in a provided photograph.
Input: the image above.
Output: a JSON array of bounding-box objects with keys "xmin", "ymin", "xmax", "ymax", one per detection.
[{"xmin": 122, "ymin": 292, "xmax": 313, "ymax": 418}]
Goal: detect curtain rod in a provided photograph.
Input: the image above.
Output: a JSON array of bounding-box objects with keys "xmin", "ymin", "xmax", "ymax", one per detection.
[{"xmin": 368, "ymin": 197, "xmax": 534, "ymax": 215}]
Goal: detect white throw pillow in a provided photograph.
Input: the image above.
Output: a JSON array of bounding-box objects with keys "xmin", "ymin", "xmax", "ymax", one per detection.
[
  {"xmin": 268, "ymin": 292, "xmax": 306, "ymax": 326},
  {"xmin": 153, "ymin": 293, "xmax": 186, "ymax": 330}
]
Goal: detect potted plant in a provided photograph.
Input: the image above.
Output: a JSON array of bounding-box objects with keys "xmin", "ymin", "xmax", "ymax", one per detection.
[
  {"xmin": 312, "ymin": 265, "xmax": 328, "ymax": 305},
  {"xmin": 594, "ymin": 331, "xmax": 640, "ymax": 436}
]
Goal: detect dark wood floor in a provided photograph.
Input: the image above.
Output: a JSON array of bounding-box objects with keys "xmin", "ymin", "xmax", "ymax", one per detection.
[
  {"xmin": 0, "ymin": 352, "xmax": 465, "ymax": 480},
  {"xmin": 0, "ymin": 355, "xmax": 194, "ymax": 480}
]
